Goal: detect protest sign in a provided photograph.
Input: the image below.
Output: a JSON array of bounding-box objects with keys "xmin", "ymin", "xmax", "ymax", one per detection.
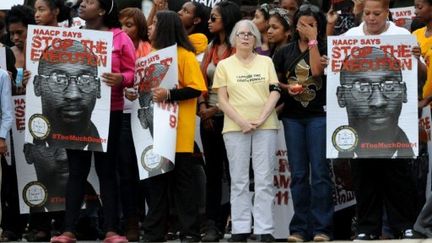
[
  {"xmin": 13, "ymin": 95, "xmax": 100, "ymax": 213},
  {"xmin": 131, "ymin": 45, "xmax": 178, "ymax": 179},
  {"xmin": 390, "ymin": 6, "xmax": 415, "ymax": 32},
  {"xmin": 1, "ymin": 0, "xmax": 25, "ymax": 10},
  {"xmin": 421, "ymin": 106, "xmax": 432, "ymax": 199},
  {"xmin": 327, "ymin": 35, "xmax": 418, "ymax": 158},
  {"xmin": 273, "ymin": 124, "xmax": 294, "ymax": 238},
  {"xmin": 25, "ymin": 25, "xmax": 112, "ymax": 152},
  {"xmin": 331, "ymin": 159, "xmax": 356, "ymax": 211}
]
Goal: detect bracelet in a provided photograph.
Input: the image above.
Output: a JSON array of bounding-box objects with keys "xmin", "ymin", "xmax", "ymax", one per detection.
[{"xmin": 308, "ymin": 39, "xmax": 318, "ymax": 48}]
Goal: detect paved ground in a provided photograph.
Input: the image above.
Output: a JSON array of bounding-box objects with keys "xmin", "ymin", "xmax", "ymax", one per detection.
[{"xmin": 9, "ymin": 239, "xmax": 432, "ymax": 242}]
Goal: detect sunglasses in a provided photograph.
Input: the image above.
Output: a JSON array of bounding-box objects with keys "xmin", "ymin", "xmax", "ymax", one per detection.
[
  {"xmin": 210, "ymin": 15, "xmax": 222, "ymax": 22},
  {"xmin": 298, "ymin": 4, "xmax": 320, "ymax": 13}
]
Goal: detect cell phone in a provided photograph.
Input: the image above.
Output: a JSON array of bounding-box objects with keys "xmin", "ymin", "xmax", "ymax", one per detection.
[{"xmin": 15, "ymin": 68, "xmax": 23, "ymax": 88}]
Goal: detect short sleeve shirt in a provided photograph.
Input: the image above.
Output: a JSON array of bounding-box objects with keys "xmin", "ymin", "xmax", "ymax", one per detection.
[
  {"xmin": 212, "ymin": 54, "xmax": 280, "ymax": 133},
  {"xmin": 273, "ymin": 42, "xmax": 327, "ymax": 118}
]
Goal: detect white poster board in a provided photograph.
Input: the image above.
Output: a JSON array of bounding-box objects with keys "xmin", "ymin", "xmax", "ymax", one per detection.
[{"xmin": 25, "ymin": 25, "xmax": 112, "ymax": 152}]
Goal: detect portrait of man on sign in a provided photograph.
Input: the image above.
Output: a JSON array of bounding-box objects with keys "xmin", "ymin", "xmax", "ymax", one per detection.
[
  {"xmin": 336, "ymin": 46, "xmax": 414, "ymax": 158},
  {"xmin": 31, "ymin": 40, "xmax": 102, "ymax": 151}
]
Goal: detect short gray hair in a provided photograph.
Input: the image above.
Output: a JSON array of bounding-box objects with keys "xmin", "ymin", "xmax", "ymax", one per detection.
[{"xmin": 229, "ymin": 20, "xmax": 262, "ymax": 50}]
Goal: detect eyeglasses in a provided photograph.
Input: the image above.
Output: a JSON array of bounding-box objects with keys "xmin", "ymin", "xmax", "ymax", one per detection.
[
  {"xmin": 39, "ymin": 73, "xmax": 98, "ymax": 93},
  {"xmin": 341, "ymin": 80, "xmax": 405, "ymax": 100},
  {"xmin": 210, "ymin": 15, "xmax": 222, "ymax": 22},
  {"xmin": 269, "ymin": 8, "xmax": 292, "ymax": 27},
  {"xmin": 298, "ymin": 4, "xmax": 320, "ymax": 13},
  {"xmin": 236, "ymin": 32, "xmax": 255, "ymax": 39}
]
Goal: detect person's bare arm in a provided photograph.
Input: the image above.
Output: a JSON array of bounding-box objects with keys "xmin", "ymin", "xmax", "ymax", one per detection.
[{"xmin": 147, "ymin": 0, "xmax": 168, "ymax": 25}]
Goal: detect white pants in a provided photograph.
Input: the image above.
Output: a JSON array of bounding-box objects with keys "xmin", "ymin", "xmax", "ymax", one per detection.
[{"xmin": 223, "ymin": 129, "xmax": 277, "ymax": 234}]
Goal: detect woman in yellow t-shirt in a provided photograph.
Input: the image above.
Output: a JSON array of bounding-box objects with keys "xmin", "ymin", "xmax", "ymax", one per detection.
[
  {"xmin": 213, "ymin": 19, "xmax": 281, "ymax": 242},
  {"xmin": 413, "ymin": 0, "xmax": 432, "ymax": 99},
  {"xmin": 142, "ymin": 10, "xmax": 207, "ymax": 242}
]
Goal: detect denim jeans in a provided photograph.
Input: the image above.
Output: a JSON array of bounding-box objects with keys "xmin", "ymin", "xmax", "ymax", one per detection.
[{"xmin": 282, "ymin": 117, "xmax": 333, "ymax": 239}]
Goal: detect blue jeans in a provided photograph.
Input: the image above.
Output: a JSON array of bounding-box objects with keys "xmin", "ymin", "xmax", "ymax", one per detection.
[{"xmin": 282, "ymin": 117, "xmax": 333, "ymax": 239}]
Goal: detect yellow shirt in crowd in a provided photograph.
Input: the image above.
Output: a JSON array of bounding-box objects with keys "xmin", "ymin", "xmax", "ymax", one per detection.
[
  {"xmin": 176, "ymin": 46, "xmax": 207, "ymax": 152},
  {"xmin": 212, "ymin": 54, "xmax": 280, "ymax": 134},
  {"xmin": 413, "ymin": 27, "xmax": 432, "ymax": 98}
]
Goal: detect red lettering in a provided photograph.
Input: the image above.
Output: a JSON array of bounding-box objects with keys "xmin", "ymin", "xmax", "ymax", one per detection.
[
  {"xmin": 14, "ymin": 98, "xmax": 25, "ymax": 130},
  {"xmin": 169, "ymin": 115, "xmax": 177, "ymax": 128},
  {"xmin": 275, "ymin": 191, "xmax": 289, "ymax": 205}
]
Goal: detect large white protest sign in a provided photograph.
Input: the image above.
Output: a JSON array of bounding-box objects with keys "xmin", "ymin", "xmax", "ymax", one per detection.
[
  {"xmin": 13, "ymin": 95, "xmax": 100, "ymax": 213},
  {"xmin": 1, "ymin": 0, "xmax": 25, "ymax": 10},
  {"xmin": 132, "ymin": 45, "xmax": 178, "ymax": 179},
  {"xmin": 327, "ymin": 35, "xmax": 418, "ymax": 159},
  {"xmin": 25, "ymin": 25, "xmax": 112, "ymax": 152}
]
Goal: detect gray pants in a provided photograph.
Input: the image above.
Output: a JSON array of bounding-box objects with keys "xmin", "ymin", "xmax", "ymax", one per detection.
[{"xmin": 223, "ymin": 129, "xmax": 277, "ymax": 235}]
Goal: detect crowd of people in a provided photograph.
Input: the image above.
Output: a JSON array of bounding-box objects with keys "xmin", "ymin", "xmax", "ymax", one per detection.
[{"xmin": 0, "ymin": 0, "xmax": 432, "ymax": 242}]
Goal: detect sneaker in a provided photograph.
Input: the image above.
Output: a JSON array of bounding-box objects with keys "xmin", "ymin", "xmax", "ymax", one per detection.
[
  {"xmin": 403, "ymin": 229, "xmax": 414, "ymax": 239},
  {"xmin": 401, "ymin": 229, "xmax": 424, "ymax": 239},
  {"xmin": 287, "ymin": 234, "xmax": 305, "ymax": 242},
  {"xmin": 353, "ymin": 233, "xmax": 378, "ymax": 241},
  {"xmin": 313, "ymin": 233, "xmax": 330, "ymax": 242},
  {"xmin": 228, "ymin": 233, "xmax": 250, "ymax": 242},
  {"xmin": 260, "ymin": 234, "xmax": 275, "ymax": 242}
]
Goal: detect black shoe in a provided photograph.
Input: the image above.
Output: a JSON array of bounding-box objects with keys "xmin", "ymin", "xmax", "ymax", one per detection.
[
  {"xmin": 353, "ymin": 233, "xmax": 378, "ymax": 241},
  {"xmin": 228, "ymin": 233, "xmax": 249, "ymax": 242},
  {"xmin": 202, "ymin": 227, "xmax": 220, "ymax": 242},
  {"xmin": 142, "ymin": 235, "xmax": 166, "ymax": 242},
  {"xmin": 166, "ymin": 231, "xmax": 179, "ymax": 241},
  {"xmin": 24, "ymin": 230, "xmax": 50, "ymax": 242},
  {"xmin": 180, "ymin": 235, "xmax": 200, "ymax": 242},
  {"xmin": 260, "ymin": 234, "xmax": 275, "ymax": 242},
  {"xmin": 0, "ymin": 231, "xmax": 20, "ymax": 242}
]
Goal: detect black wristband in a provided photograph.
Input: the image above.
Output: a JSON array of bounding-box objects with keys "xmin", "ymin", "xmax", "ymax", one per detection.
[{"xmin": 270, "ymin": 84, "xmax": 282, "ymax": 93}]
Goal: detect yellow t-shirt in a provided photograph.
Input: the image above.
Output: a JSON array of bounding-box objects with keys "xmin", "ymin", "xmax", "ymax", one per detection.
[
  {"xmin": 413, "ymin": 27, "xmax": 432, "ymax": 98},
  {"xmin": 212, "ymin": 54, "xmax": 279, "ymax": 133},
  {"xmin": 176, "ymin": 47, "xmax": 207, "ymax": 152}
]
